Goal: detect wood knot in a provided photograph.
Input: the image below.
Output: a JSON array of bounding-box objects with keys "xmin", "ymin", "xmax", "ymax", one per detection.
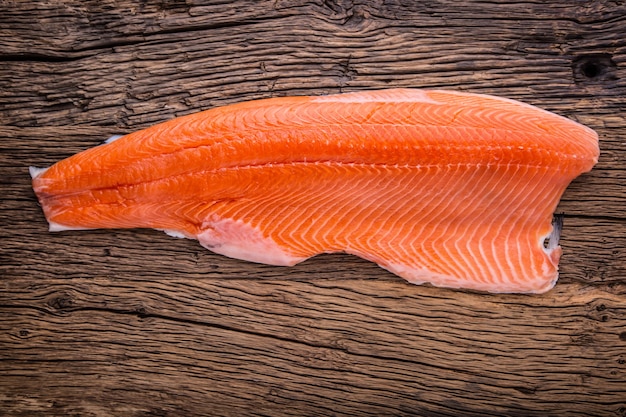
[
  {"xmin": 322, "ymin": 0, "xmax": 370, "ymax": 30},
  {"xmin": 572, "ymin": 53, "xmax": 618, "ymax": 84},
  {"xmin": 47, "ymin": 292, "xmax": 76, "ymax": 311},
  {"xmin": 514, "ymin": 385, "xmax": 537, "ymax": 395},
  {"xmin": 323, "ymin": 0, "xmax": 354, "ymax": 19},
  {"xmin": 135, "ymin": 306, "xmax": 149, "ymax": 318}
]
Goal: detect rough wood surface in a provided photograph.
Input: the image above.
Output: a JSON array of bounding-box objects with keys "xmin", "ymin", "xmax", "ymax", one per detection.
[{"xmin": 1, "ymin": 1, "xmax": 625, "ymax": 416}]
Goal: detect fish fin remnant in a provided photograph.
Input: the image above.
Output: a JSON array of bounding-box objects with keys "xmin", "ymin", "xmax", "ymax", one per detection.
[
  {"xmin": 104, "ymin": 134, "xmax": 125, "ymax": 144},
  {"xmin": 29, "ymin": 166, "xmax": 48, "ymax": 179},
  {"xmin": 161, "ymin": 229, "xmax": 188, "ymax": 239}
]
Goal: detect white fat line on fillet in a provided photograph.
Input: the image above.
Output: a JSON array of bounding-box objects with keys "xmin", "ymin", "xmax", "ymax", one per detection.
[
  {"xmin": 492, "ymin": 166, "xmax": 541, "ymax": 286},
  {"xmin": 342, "ymin": 184, "xmax": 403, "ymax": 263},
  {"xmin": 355, "ymin": 175, "xmax": 421, "ymax": 269},
  {"xmin": 322, "ymin": 167, "xmax": 405, "ymax": 253},
  {"xmin": 261, "ymin": 192, "xmax": 308, "ymax": 254},
  {"xmin": 354, "ymin": 171, "xmax": 426, "ymax": 272},
  {"xmin": 400, "ymin": 165, "xmax": 471, "ymax": 281},
  {"xmin": 446, "ymin": 167, "xmax": 495, "ymax": 285},
  {"xmin": 311, "ymin": 167, "xmax": 391, "ymax": 253},
  {"xmin": 373, "ymin": 172, "xmax": 446, "ymax": 276},
  {"xmin": 497, "ymin": 165, "xmax": 535, "ymax": 285},
  {"xmin": 456, "ymin": 165, "xmax": 504, "ymax": 285},
  {"xmin": 428, "ymin": 166, "xmax": 486, "ymax": 284},
  {"xmin": 391, "ymin": 167, "xmax": 446, "ymax": 275},
  {"xmin": 225, "ymin": 178, "xmax": 323, "ymax": 256},
  {"xmin": 500, "ymin": 166, "xmax": 556, "ymax": 284},
  {"xmin": 260, "ymin": 165, "xmax": 352, "ymax": 254},
  {"xmin": 505, "ymin": 165, "xmax": 544, "ymax": 285},
  {"xmin": 514, "ymin": 167, "xmax": 560, "ymax": 282},
  {"xmin": 303, "ymin": 165, "xmax": 389, "ymax": 251},
  {"xmin": 525, "ymin": 169, "xmax": 564, "ymax": 277},
  {"xmin": 293, "ymin": 165, "xmax": 364, "ymax": 251},
  {"xmin": 397, "ymin": 167, "xmax": 466, "ymax": 281},
  {"xmin": 425, "ymin": 89, "xmax": 584, "ymax": 125},
  {"xmin": 456, "ymin": 162, "xmax": 501, "ymax": 284},
  {"xmin": 419, "ymin": 166, "xmax": 471, "ymax": 280},
  {"xmin": 478, "ymin": 167, "xmax": 520, "ymax": 284},
  {"xmin": 480, "ymin": 164, "xmax": 526, "ymax": 285},
  {"xmin": 513, "ymin": 168, "xmax": 552, "ymax": 283},
  {"xmin": 481, "ymin": 165, "xmax": 537, "ymax": 286}
]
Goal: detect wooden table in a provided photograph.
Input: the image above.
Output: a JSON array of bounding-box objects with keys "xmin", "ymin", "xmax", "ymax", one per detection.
[{"xmin": 1, "ymin": 1, "xmax": 625, "ymax": 415}]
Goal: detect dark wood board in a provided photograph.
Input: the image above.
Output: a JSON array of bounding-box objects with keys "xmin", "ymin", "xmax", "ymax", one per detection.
[{"xmin": 1, "ymin": 1, "xmax": 625, "ymax": 416}]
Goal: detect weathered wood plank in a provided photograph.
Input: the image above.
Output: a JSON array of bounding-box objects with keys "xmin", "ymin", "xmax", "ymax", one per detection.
[
  {"xmin": 1, "ymin": 0, "xmax": 625, "ymax": 416},
  {"xmin": 1, "ymin": 278, "xmax": 625, "ymax": 416},
  {"xmin": 2, "ymin": 1, "xmax": 625, "ymax": 56},
  {"xmin": 1, "ymin": 0, "xmax": 624, "ymax": 128}
]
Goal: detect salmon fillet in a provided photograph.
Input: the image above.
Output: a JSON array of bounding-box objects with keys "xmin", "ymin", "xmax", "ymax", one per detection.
[{"xmin": 31, "ymin": 89, "xmax": 599, "ymax": 293}]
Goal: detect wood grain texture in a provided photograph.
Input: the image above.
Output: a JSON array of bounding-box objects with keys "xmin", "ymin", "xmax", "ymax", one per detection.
[{"xmin": 1, "ymin": 1, "xmax": 625, "ymax": 416}]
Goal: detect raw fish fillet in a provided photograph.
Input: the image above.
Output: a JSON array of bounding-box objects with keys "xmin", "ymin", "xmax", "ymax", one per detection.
[{"xmin": 31, "ymin": 89, "xmax": 599, "ymax": 293}]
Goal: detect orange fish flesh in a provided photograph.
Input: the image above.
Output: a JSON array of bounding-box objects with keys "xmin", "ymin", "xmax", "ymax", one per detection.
[{"xmin": 31, "ymin": 89, "xmax": 599, "ymax": 293}]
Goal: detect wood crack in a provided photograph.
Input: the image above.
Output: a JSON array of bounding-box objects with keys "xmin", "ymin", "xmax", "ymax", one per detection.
[{"xmin": 566, "ymin": 213, "xmax": 626, "ymax": 223}]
